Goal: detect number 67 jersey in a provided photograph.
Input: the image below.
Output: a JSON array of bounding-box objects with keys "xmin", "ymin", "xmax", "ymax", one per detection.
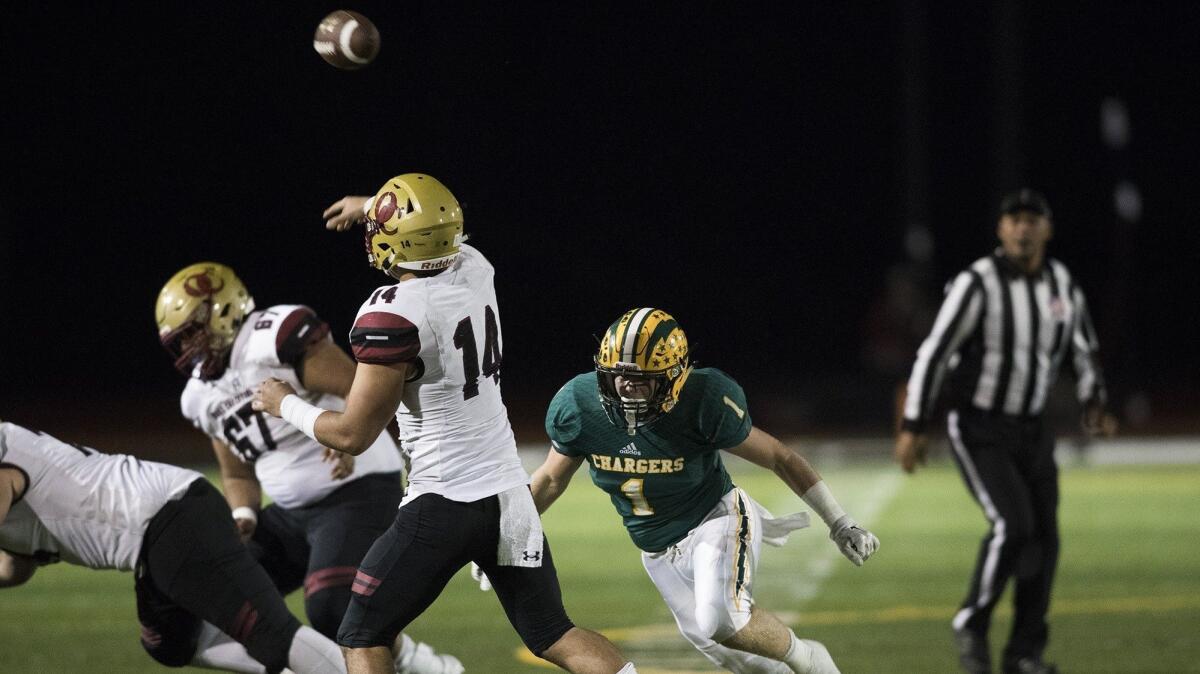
[
  {"xmin": 180, "ymin": 304, "xmax": 402, "ymax": 509},
  {"xmin": 349, "ymin": 244, "xmax": 529, "ymax": 505}
]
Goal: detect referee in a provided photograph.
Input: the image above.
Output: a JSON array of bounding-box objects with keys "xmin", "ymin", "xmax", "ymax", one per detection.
[{"xmin": 894, "ymin": 189, "xmax": 1116, "ymax": 674}]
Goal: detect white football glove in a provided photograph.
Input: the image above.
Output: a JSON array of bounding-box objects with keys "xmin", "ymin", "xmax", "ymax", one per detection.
[
  {"xmin": 829, "ymin": 515, "xmax": 880, "ymax": 566},
  {"xmin": 470, "ymin": 562, "xmax": 492, "ymax": 592}
]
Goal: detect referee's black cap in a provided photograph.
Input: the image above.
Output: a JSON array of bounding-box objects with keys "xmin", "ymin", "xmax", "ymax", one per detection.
[{"xmin": 999, "ymin": 188, "xmax": 1052, "ymax": 219}]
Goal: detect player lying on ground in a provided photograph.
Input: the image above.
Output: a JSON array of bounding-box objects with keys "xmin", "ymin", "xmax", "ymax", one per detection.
[
  {"xmin": 253, "ymin": 173, "xmax": 637, "ymax": 674},
  {"xmin": 0, "ymin": 421, "xmax": 346, "ymax": 674},
  {"xmin": 528, "ymin": 308, "xmax": 880, "ymax": 674},
  {"xmin": 155, "ymin": 262, "xmax": 460, "ymax": 674}
]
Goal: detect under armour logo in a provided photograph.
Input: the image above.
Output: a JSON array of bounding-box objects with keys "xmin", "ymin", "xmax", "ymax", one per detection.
[{"xmin": 522, "ymin": 550, "xmax": 541, "ymax": 562}]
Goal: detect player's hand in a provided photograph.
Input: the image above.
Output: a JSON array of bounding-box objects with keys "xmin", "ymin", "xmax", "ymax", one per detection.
[
  {"xmin": 894, "ymin": 431, "xmax": 928, "ymax": 473},
  {"xmin": 829, "ymin": 515, "xmax": 880, "ymax": 567},
  {"xmin": 234, "ymin": 517, "xmax": 257, "ymax": 544},
  {"xmin": 251, "ymin": 378, "xmax": 297, "ymax": 418},
  {"xmin": 323, "ymin": 447, "xmax": 356, "ymax": 480},
  {"xmin": 1081, "ymin": 401, "xmax": 1118, "ymax": 438},
  {"xmin": 470, "ymin": 562, "xmax": 492, "ymax": 592},
  {"xmin": 323, "ymin": 196, "xmax": 371, "ymax": 231}
]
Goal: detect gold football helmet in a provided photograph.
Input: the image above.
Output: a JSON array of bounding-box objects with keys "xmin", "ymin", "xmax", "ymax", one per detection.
[
  {"xmin": 364, "ymin": 173, "xmax": 465, "ymax": 277},
  {"xmin": 155, "ymin": 262, "xmax": 254, "ymax": 379},
  {"xmin": 595, "ymin": 308, "xmax": 693, "ymax": 434}
]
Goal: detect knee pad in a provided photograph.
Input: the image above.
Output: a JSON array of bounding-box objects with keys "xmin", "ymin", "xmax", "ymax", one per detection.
[
  {"xmin": 140, "ymin": 622, "xmax": 199, "ymax": 668},
  {"xmin": 695, "ymin": 601, "xmax": 738, "ymax": 643}
]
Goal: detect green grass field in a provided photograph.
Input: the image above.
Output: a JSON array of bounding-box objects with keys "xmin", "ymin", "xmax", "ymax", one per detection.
[{"xmin": 2, "ymin": 459, "xmax": 1198, "ymax": 673}]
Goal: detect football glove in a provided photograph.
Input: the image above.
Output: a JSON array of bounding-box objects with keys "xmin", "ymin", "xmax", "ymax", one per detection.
[
  {"xmin": 829, "ymin": 515, "xmax": 880, "ymax": 566},
  {"xmin": 470, "ymin": 562, "xmax": 492, "ymax": 592}
]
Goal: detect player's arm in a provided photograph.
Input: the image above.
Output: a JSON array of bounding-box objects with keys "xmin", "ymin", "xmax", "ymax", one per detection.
[
  {"xmin": 725, "ymin": 426, "xmax": 823, "ymax": 496},
  {"xmin": 530, "ymin": 450, "xmax": 585, "ymax": 514},
  {"xmin": 0, "ymin": 465, "xmax": 27, "ymax": 528},
  {"xmin": 294, "ymin": 336, "xmax": 364, "ymax": 478},
  {"xmin": 0, "ymin": 467, "xmax": 37, "ymax": 588},
  {"xmin": 297, "ymin": 338, "xmax": 357, "ymax": 399},
  {"xmin": 0, "ymin": 550, "xmax": 37, "ymax": 588},
  {"xmin": 210, "ymin": 439, "xmax": 262, "ymax": 543},
  {"xmin": 253, "ymin": 361, "xmax": 407, "ymax": 456},
  {"xmin": 323, "ymin": 195, "xmax": 372, "ymax": 232},
  {"xmin": 725, "ymin": 428, "xmax": 880, "ymax": 567}
]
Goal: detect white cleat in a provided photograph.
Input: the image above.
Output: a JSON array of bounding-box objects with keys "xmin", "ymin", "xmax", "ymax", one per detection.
[{"xmin": 396, "ymin": 637, "xmax": 464, "ymax": 674}]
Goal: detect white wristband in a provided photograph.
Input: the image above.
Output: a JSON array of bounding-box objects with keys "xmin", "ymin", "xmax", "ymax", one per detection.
[
  {"xmin": 800, "ymin": 481, "xmax": 847, "ymax": 527},
  {"xmin": 362, "ymin": 195, "xmax": 375, "ymax": 215},
  {"xmin": 231, "ymin": 506, "xmax": 257, "ymax": 523},
  {"xmin": 279, "ymin": 393, "xmax": 325, "ymax": 443}
]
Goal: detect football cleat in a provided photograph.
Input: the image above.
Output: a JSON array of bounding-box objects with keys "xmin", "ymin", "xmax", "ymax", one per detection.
[
  {"xmin": 1002, "ymin": 657, "xmax": 1057, "ymax": 674},
  {"xmin": 953, "ymin": 627, "xmax": 992, "ymax": 674},
  {"xmin": 395, "ymin": 633, "xmax": 464, "ymax": 674},
  {"xmin": 595, "ymin": 308, "xmax": 693, "ymax": 434},
  {"xmin": 364, "ymin": 173, "xmax": 465, "ymax": 278},
  {"xmin": 155, "ymin": 262, "xmax": 254, "ymax": 380}
]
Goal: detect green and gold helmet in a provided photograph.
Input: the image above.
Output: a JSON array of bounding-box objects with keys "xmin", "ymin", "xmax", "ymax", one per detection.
[
  {"xmin": 155, "ymin": 262, "xmax": 254, "ymax": 380},
  {"xmin": 595, "ymin": 308, "xmax": 693, "ymax": 434},
  {"xmin": 364, "ymin": 173, "xmax": 465, "ymax": 278}
]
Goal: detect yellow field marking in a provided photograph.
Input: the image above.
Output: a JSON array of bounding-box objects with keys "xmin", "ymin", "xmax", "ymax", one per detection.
[{"xmin": 513, "ymin": 594, "xmax": 1200, "ymax": 670}]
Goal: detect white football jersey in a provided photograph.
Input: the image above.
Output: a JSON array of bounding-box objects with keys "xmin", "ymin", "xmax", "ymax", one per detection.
[
  {"xmin": 349, "ymin": 244, "xmax": 528, "ymax": 503},
  {"xmin": 181, "ymin": 304, "xmax": 403, "ymax": 509},
  {"xmin": 0, "ymin": 422, "xmax": 201, "ymax": 571}
]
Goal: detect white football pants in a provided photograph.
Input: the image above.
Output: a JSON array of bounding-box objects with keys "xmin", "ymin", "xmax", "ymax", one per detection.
[{"xmin": 642, "ymin": 487, "xmax": 806, "ymax": 674}]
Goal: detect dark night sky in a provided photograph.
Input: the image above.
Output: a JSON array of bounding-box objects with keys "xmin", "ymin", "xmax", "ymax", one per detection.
[{"xmin": 2, "ymin": 2, "xmax": 1198, "ymax": 437}]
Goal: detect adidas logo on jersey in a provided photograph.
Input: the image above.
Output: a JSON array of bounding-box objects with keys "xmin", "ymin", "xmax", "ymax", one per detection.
[{"xmin": 619, "ymin": 443, "xmax": 640, "ymax": 456}]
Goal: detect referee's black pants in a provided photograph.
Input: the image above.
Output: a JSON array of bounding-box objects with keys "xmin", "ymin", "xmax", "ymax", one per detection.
[{"xmin": 946, "ymin": 407, "xmax": 1059, "ymax": 664}]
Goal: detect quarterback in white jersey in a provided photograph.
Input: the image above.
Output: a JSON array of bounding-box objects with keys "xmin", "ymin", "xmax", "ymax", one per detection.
[
  {"xmin": 0, "ymin": 421, "xmax": 348, "ymax": 674},
  {"xmin": 348, "ymin": 243, "xmax": 528, "ymax": 504},
  {"xmin": 156, "ymin": 263, "xmax": 459, "ymax": 674},
  {"xmin": 256, "ymin": 174, "xmax": 635, "ymax": 674}
]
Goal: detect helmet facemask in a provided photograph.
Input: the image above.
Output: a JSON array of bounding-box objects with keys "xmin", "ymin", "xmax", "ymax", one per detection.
[
  {"xmin": 155, "ymin": 262, "xmax": 254, "ymax": 381},
  {"xmin": 594, "ymin": 308, "xmax": 693, "ymax": 435},
  {"xmin": 159, "ymin": 306, "xmax": 231, "ymax": 380},
  {"xmin": 596, "ymin": 364, "xmax": 681, "ymax": 435}
]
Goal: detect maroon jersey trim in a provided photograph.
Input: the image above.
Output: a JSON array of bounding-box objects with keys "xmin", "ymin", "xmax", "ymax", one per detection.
[
  {"xmin": 275, "ymin": 307, "xmax": 331, "ymax": 367},
  {"xmin": 350, "ymin": 311, "xmax": 420, "ymax": 364}
]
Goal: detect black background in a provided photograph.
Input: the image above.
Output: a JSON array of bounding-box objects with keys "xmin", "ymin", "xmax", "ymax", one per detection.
[{"xmin": 3, "ymin": 2, "xmax": 1197, "ymax": 447}]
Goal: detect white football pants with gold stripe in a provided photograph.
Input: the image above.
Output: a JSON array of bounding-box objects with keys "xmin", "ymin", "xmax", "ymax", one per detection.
[{"xmin": 641, "ymin": 487, "xmax": 802, "ymax": 674}]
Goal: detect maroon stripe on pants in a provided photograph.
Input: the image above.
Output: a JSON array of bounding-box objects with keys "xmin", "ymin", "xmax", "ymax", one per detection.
[
  {"xmin": 230, "ymin": 600, "xmax": 260, "ymax": 643},
  {"xmin": 351, "ymin": 570, "xmax": 383, "ymax": 597},
  {"xmin": 139, "ymin": 623, "xmax": 163, "ymax": 647},
  {"xmin": 304, "ymin": 566, "xmax": 359, "ymax": 598}
]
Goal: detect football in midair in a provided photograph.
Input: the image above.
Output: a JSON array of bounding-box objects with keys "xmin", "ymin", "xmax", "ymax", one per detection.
[{"xmin": 313, "ymin": 10, "xmax": 380, "ymax": 70}]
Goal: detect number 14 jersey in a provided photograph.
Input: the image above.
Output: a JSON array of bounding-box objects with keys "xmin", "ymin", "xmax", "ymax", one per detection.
[{"xmin": 349, "ymin": 244, "xmax": 529, "ymax": 504}]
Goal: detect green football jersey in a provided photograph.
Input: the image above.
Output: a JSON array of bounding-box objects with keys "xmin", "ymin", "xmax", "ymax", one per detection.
[{"xmin": 546, "ymin": 367, "xmax": 752, "ymax": 552}]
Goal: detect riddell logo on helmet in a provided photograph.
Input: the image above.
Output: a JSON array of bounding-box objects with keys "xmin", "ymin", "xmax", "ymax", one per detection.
[{"xmin": 421, "ymin": 258, "xmax": 452, "ymax": 270}]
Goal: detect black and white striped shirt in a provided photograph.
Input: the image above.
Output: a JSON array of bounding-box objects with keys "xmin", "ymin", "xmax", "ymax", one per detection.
[{"xmin": 902, "ymin": 250, "xmax": 1105, "ymax": 433}]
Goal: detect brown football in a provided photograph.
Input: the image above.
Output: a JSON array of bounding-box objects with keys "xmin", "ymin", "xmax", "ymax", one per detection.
[{"xmin": 313, "ymin": 10, "xmax": 380, "ymax": 70}]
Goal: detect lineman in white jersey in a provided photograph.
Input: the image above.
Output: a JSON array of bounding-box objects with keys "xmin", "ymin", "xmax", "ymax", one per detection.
[
  {"xmin": 156, "ymin": 262, "xmax": 460, "ymax": 674},
  {"xmin": 254, "ymin": 173, "xmax": 636, "ymax": 674},
  {"xmin": 0, "ymin": 421, "xmax": 347, "ymax": 674}
]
